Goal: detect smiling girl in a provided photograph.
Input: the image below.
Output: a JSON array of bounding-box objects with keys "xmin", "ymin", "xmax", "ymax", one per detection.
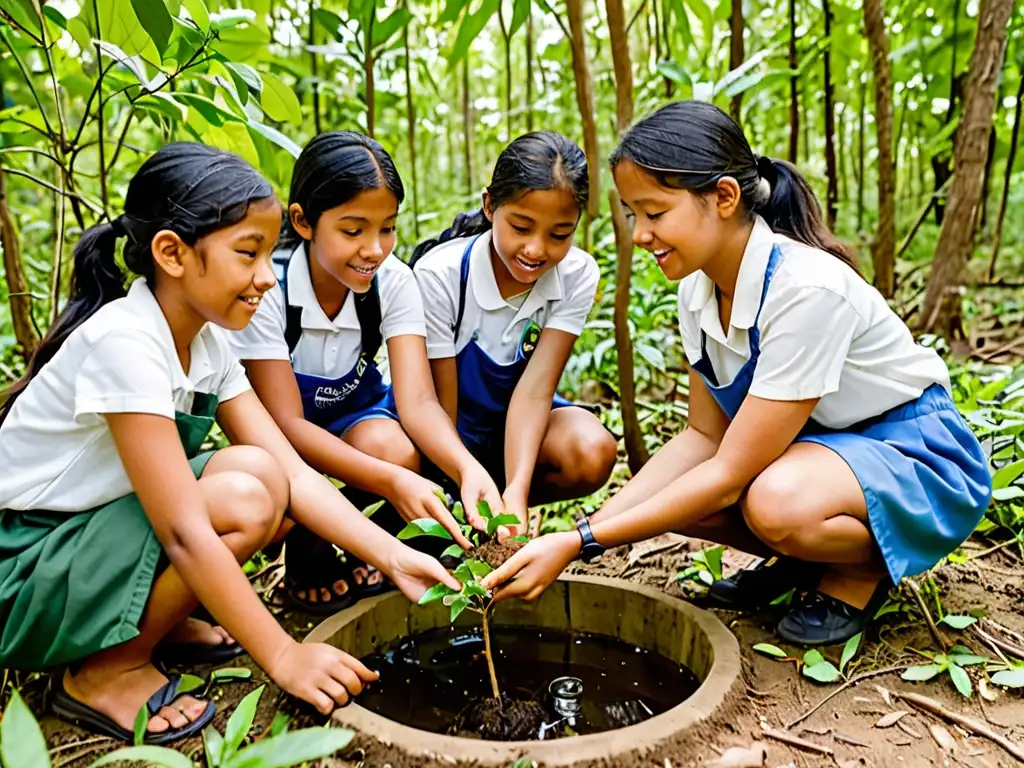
[
  {"xmin": 229, "ymin": 132, "xmax": 501, "ymax": 613},
  {"xmin": 410, "ymin": 131, "xmax": 617, "ymax": 536},
  {"xmin": 482, "ymin": 103, "xmax": 991, "ymax": 646},
  {"xmin": 0, "ymin": 143, "xmax": 459, "ymax": 743}
]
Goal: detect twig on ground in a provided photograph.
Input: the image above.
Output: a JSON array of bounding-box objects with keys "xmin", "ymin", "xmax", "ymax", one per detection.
[
  {"xmin": 784, "ymin": 665, "xmax": 911, "ymax": 729},
  {"xmin": 983, "ymin": 619, "xmax": 1024, "ymax": 649},
  {"xmin": 972, "ymin": 625, "xmax": 1024, "ymax": 660},
  {"xmin": 49, "ymin": 737, "xmax": 113, "ymax": 756},
  {"xmin": 894, "ymin": 690, "xmax": 1024, "ymax": 763},
  {"xmin": 907, "ymin": 580, "xmax": 948, "ymax": 651},
  {"xmin": 54, "ymin": 743, "xmax": 110, "ymax": 768},
  {"xmin": 967, "ymin": 538, "xmax": 1020, "ymax": 561},
  {"xmin": 764, "ymin": 728, "xmax": 834, "ymax": 756}
]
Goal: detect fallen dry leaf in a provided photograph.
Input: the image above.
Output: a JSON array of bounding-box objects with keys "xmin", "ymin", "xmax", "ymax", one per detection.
[
  {"xmin": 834, "ymin": 732, "xmax": 871, "ymax": 748},
  {"xmin": 897, "ymin": 719, "xmax": 922, "ymax": 739},
  {"xmin": 978, "ymin": 678, "xmax": 998, "ymax": 702},
  {"xmin": 875, "ymin": 710, "xmax": 911, "ymax": 728},
  {"xmin": 876, "ymin": 685, "xmax": 892, "ymax": 707},
  {"xmin": 801, "ymin": 726, "xmax": 831, "ymax": 735},
  {"xmin": 929, "ymin": 724, "xmax": 957, "ymax": 753},
  {"xmin": 707, "ymin": 742, "xmax": 768, "ymax": 768}
]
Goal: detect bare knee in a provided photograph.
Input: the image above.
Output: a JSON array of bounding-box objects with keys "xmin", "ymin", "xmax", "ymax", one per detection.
[
  {"xmin": 210, "ymin": 445, "xmax": 289, "ymax": 515},
  {"xmin": 742, "ymin": 468, "xmax": 806, "ymax": 554},
  {"xmin": 207, "ymin": 471, "xmax": 278, "ymax": 559},
  {"xmin": 557, "ymin": 427, "xmax": 617, "ymax": 491}
]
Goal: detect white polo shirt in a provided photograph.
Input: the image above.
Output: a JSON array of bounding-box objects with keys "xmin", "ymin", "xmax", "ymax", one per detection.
[
  {"xmin": 0, "ymin": 279, "xmax": 251, "ymax": 513},
  {"xmin": 414, "ymin": 230, "xmax": 600, "ymax": 364},
  {"xmin": 678, "ymin": 215, "xmax": 950, "ymax": 429},
  {"xmin": 227, "ymin": 244, "xmax": 426, "ymax": 376}
]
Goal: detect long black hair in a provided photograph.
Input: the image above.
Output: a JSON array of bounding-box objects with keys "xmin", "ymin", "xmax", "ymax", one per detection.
[
  {"xmin": 610, "ymin": 100, "xmax": 859, "ymax": 272},
  {"xmin": 0, "ymin": 142, "xmax": 274, "ymax": 426},
  {"xmin": 281, "ymin": 131, "xmax": 405, "ymax": 248},
  {"xmin": 410, "ymin": 131, "xmax": 588, "ymax": 265}
]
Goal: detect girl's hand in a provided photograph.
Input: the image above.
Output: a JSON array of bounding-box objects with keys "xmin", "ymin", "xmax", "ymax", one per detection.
[
  {"xmin": 458, "ymin": 462, "xmax": 504, "ymax": 532},
  {"xmin": 268, "ymin": 641, "xmax": 379, "ymax": 714},
  {"xmin": 385, "ymin": 544, "xmax": 463, "ymax": 602},
  {"xmin": 388, "ymin": 468, "xmax": 473, "ymax": 550},
  {"xmin": 499, "ymin": 491, "xmax": 530, "ymax": 540},
  {"xmin": 480, "ymin": 531, "xmax": 580, "ymax": 602}
]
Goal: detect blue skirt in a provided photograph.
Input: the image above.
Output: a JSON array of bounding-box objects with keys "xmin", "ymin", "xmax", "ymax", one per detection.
[
  {"xmin": 325, "ymin": 386, "xmax": 399, "ymax": 437},
  {"xmin": 797, "ymin": 384, "xmax": 992, "ymax": 583}
]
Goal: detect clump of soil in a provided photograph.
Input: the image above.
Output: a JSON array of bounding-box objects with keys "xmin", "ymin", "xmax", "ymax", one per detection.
[
  {"xmin": 474, "ymin": 538, "xmax": 524, "ymax": 569},
  {"xmin": 455, "ymin": 695, "xmax": 547, "ymax": 741}
]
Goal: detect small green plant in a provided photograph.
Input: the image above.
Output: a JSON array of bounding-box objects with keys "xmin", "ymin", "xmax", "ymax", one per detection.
[
  {"xmin": 676, "ymin": 545, "xmax": 724, "ymax": 587},
  {"xmin": 752, "ymin": 632, "xmax": 862, "ymax": 684},
  {"xmin": 902, "ymin": 645, "xmax": 989, "ymax": 697},
  {"xmin": 398, "ymin": 497, "xmax": 521, "ymax": 702},
  {"xmin": 0, "ymin": 685, "xmax": 354, "ymax": 768}
]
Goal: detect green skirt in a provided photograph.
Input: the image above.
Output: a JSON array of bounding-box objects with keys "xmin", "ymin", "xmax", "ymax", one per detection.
[{"xmin": 0, "ymin": 451, "xmax": 215, "ymax": 671}]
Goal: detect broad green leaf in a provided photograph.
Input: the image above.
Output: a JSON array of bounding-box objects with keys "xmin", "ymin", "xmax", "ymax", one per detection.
[
  {"xmin": 682, "ymin": 0, "xmax": 713, "ymax": 47},
  {"xmin": 440, "ymin": 544, "xmax": 465, "ymax": 559},
  {"xmin": 449, "ymin": 596, "xmax": 471, "ymax": 622},
  {"xmin": 477, "ymin": 501, "xmax": 493, "ymax": 521},
  {"xmin": 260, "ymin": 73, "xmax": 302, "ymax": 124},
  {"xmin": 992, "ymin": 459, "xmax": 1024, "ymax": 489},
  {"xmin": 418, "ymin": 582, "xmax": 457, "ymax": 605},
  {"xmin": 181, "ymin": 0, "xmax": 208, "ymax": 32},
  {"xmin": 463, "ymin": 581, "xmax": 488, "ymax": 598},
  {"xmin": 398, "ymin": 519, "xmax": 453, "ymax": 541},
  {"xmin": 130, "ymin": 0, "xmax": 172, "ymax": 54},
  {"xmin": 949, "ymin": 664, "xmax": 973, "ymax": 697},
  {"xmin": 451, "ymin": 501, "xmax": 466, "ymax": 524},
  {"xmin": 211, "ymin": 667, "xmax": 253, "ymax": 682},
  {"xmin": 656, "ymin": 60, "xmax": 691, "ymax": 86},
  {"xmin": 442, "ymin": 592, "xmax": 463, "ymax": 606},
  {"xmin": 992, "ymin": 668, "xmax": 1024, "ymax": 688},
  {"xmin": 248, "ymin": 120, "xmax": 302, "ymax": 157},
  {"xmin": 509, "ymin": 535, "xmax": 529, "ymax": 543},
  {"xmin": 803, "ymin": 661, "xmax": 842, "ymax": 684},
  {"xmin": 135, "ymin": 92, "xmax": 187, "ymax": 121},
  {"xmin": 371, "ymin": 7, "xmax": 412, "ymax": 49},
  {"xmin": 312, "ymin": 7, "xmax": 343, "ymax": 37},
  {"xmin": 133, "ymin": 703, "xmax": 148, "ymax": 745},
  {"xmin": 509, "ymin": 0, "xmax": 530, "ymax": 37},
  {"xmin": 902, "ymin": 664, "xmax": 944, "ymax": 681},
  {"xmin": 487, "ymin": 513, "xmax": 522, "ymax": 536},
  {"xmin": 95, "ymin": 41, "xmax": 155, "ymax": 89},
  {"xmin": 77, "ymin": 0, "xmax": 157, "ymax": 58},
  {"xmin": 752, "ymin": 643, "xmax": 787, "ymax": 658},
  {"xmin": 448, "ymin": 0, "xmax": 499, "ymax": 68},
  {"xmin": 712, "ymin": 47, "xmax": 773, "ymax": 97},
  {"xmin": 454, "ymin": 561, "xmax": 474, "ymax": 583},
  {"xmin": 803, "ymin": 649, "xmax": 825, "ymax": 667},
  {"xmin": 940, "ymin": 615, "xmax": 977, "ymax": 630},
  {"xmin": 992, "ymin": 486, "xmax": 1024, "ymax": 501},
  {"xmin": 361, "ymin": 499, "xmax": 386, "ymax": 518},
  {"xmin": 210, "ymin": 8, "xmax": 255, "ymax": 30},
  {"xmin": 0, "ymin": 0, "xmax": 42, "ymax": 39},
  {"xmin": 439, "ymin": 0, "xmax": 469, "ymax": 24},
  {"xmin": 949, "ymin": 652, "xmax": 988, "ymax": 667},
  {"xmin": 91, "ymin": 746, "xmax": 194, "ymax": 768},
  {"xmin": 0, "ymin": 690, "xmax": 50, "ymax": 768},
  {"xmin": 224, "ymin": 685, "xmax": 264, "ymax": 757},
  {"xmin": 840, "ymin": 632, "xmax": 862, "ymax": 673},
  {"xmin": 466, "ymin": 560, "xmax": 493, "ymax": 580},
  {"xmin": 43, "ymin": 3, "xmax": 66, "ymax": 27},
  {"xmin": 178, "ymin": 673, "xmax": 206, "ymax": 694},
  {"xmin": 173, "ymin": 92, "xmax": 242, "ymax": 125},
  {"xmin": 227, "ymin": 62, "xmax": 262, "ymax": 92},
  {"xmin": 224, "ymin": 727, "xmax": 355, "ymax": 768},
  {"xmin": 269, "ymin": 712, "xmax": 291, "ymax": 737},
  {"xmin": 213, "ymin": 24, "xmax": 270, "ymax": 60},
  {"xmin": 204, "ymin": 725, "xmax": 225, "ymax": 767},
  {"xmin": 694, "ymin": 545, "xmax": 724, "ymax": 581}
]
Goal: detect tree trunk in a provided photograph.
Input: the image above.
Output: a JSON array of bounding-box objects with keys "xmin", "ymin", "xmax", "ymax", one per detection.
[
  {"xmin": 837, "ymin": 102, "xmax": 848, "ymax": 207},
  {"xmin": 977, "ymin": 124, "xmax": 996, "ymax": 233},
  {"xmin": 788, "ymin": 0, "xmax": 798, "ymax": 163},
  {"xmin": 857, "ymin": 74, "xmax": 866, "ymax": 233},
  {"xmin": 309, "ymin": 0, "xmax": 321, "ymax": 134},
  {"xmin": 920, "ymin": 0, "xmax": 1014, "ymax": 338},
  {"xmin": 605, "ymin": 0, "xmax": 633, "ymax": 134},
  {"xmin": 729, "ymin": 0, "xmax": 745, "ymax": 124},
  {"xmin": 403, "ymin": 24, "xmax": 420, "ymax": 239},
  {"xmin": 566, "ymin": 0, "xmax": 600, "ymax": 250},
  {"xmin": 462, "ymin": 57, "xmax": 475, "ymax": 195},
  {"xmin": 364, "ymin": 14, "xmax": 375, "ymax": 137},
  {"xmin": 988, "ymin": 67, "xmax": 1023, "ymax": 279},
  {"xmin": 0, "ymin": 161, "xmax": 40, "ymax": 360},
  {"xmin": 525, "ymin": 10, "xmax": 534, "ymax": 132},
  {"xmin": 497, "ymin": 0, "xmax": 512, "ymax": 141},
  {"xmin": 933, "ymin": 0, "xmax": 962, "ymax": 225},
  {"xmin": 864, "ymin": 0, "xmax": 895, "ymax": 298},
  {"xmin": 822, "ymin": 0, "xmax": 837, "ymax": 230}
]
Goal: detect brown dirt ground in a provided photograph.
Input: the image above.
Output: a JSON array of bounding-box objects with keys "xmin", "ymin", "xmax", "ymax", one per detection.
[{"xmin": 17, "ymin": 534, "xmax": 1024, "ymax": 768}]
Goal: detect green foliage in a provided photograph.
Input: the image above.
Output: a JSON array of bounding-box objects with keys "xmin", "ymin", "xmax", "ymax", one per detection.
[
  {"xmin": 902, "ymin": 646, "xmax": 989, "ymax": 698},
  {"xmin": 676, "ymin": 544, "xmax": 724, "ymax": 586}
]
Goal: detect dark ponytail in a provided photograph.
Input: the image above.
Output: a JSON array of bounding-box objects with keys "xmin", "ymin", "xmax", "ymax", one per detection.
[
  {"xmin": 610, "ymin": 100, "xmax": 859, "ymax": 273},
  {"xmin": 282, "ymin": 131, "xmax": 404, "ymax": 249},
  {"xmin": 0, "ymin": 142, "xmax": 274, "ymax": 426},
  {"xmin": 410, "ymin": 130, "xmax": 588, "ymax": 266}
]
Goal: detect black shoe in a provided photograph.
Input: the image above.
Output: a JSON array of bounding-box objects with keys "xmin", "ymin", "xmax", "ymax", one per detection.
[
  {"xmin": 776, "ymin": 582, "xmax": 891, "ymax": 646},
  {"xmin": 709, "ymin": 556, "xmax": 825, "ymax": 610}
]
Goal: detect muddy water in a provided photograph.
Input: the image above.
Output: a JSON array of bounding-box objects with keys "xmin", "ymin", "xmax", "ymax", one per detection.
[{"xmin": 357, "ymin": 626, "xmax": 700, "ymax": 740}]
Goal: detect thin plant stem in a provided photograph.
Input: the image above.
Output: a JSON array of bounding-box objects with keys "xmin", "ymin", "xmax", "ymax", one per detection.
[{"xmin": 482, "ymin": 602, "xmax": 502, "ymax": 704}]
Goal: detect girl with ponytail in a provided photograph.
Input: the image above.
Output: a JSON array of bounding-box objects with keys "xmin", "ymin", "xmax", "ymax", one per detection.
[
  {"xmin": 482, "ymin": 102, "xmax": 990, "ymax": 647},
  {"xmin": 0, "ymin": 143, "xmax": 458, "ymax": 743},
  {"xmin": 410, "ymin": 131, "xmax": 617, "ymax": 538}
]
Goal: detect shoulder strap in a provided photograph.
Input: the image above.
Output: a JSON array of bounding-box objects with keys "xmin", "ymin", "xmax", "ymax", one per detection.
[
  {"xmin": 452, "ymin": 236, "xmax": 476, "ymax": 341},
  {"xmin": 272, "ymin": 249, "xmax": 303, "ymax": 356},
  {"xmin": 355, "ymin": 276, "xmax": 383, "ymax": 362}
]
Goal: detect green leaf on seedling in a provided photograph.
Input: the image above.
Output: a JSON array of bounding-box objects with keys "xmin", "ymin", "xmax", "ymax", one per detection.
[
  {"xmin": 753, "ymin": 643, "xmax": 787, "ymax": 658},
  {"xmin": 487, "ymin": 514, "xmax": 522, "ymax": 536},
  {"xmin": 224, "ymin": 685, "xmax": 264, "ymax": 756},
  {"xmin": 269, "ymin": 711, "xmax": 291, "ymax": 736},
  {"xmin": 204, "ymin": 724, "xmax": 225, "ymax": 766},
  {"xmin": 92, "ymin": 746, "xmax": 194, "ymax": 768},
  {"xmin": 463, "ymin": 581, "xmax": 488, "ymax": 598},
  {"xmin": 769, "ymin": 588, "xmax": 796, "ymax": 606},
  {"xmin": 950, "ymin": 651, "xmax": 988, "ymax": 667},
  {"xmin": 803, "ymin": 649, "xmax": 825, "ymax": 667},
  {"xmin": 509, "ymin": 535, "xmax": 529, "ymax": 543},
  {"xmin": 840, "ymin": 632, "xmax": 862, "ymax": 673},
  {"xmin": 693, "ymin": 545, "xmax": 724, "ymax": 581},
  {"xmin": 361, "ymin": 499, "xmax": 386, "ymax": 518},
  {"xmin": 212, "ymin": 667, "xmax": 253, "ymax": 682},
  {"xmin": 418, "ymin": 583, "xmax": 457, "ymax": 605},
  {"xmin": 178, "ymin": 673, "xmax": 206, "ymax": 695},
  {"xmin": 133, "ymin": 703, "xmax": 149, "ymax": 745},
  {"xmin": 398, "ymin": 519, "xmax": 453, "ymax": 541},
  {"xmin": 875, "ymin": 600, "xmax": 903, "ymax": 619},
  {"xmin": 434, "ymin": 488, "xmax": 451, "ymax": 508},
  {"xmin": 992, "ymin": 668, "xmax": 1024, "ymax": 688},
  {"xmin": 803, "ymin": 660, "xmax": 842, "ymax": 683},
  {"xmin": 477, "ymin": 501, "xmax": 492, "ymax": 521},
  {"xmin": 940, "ymin": 614, "xmax": 977, "ymax": 630},
  {"xmin": 442, "ymin": 593, "xmax": 462, "ymax": 606},
  {"xmin": 0, "ymin": 690, "xmax": 50, "ymax": 768},
  {"xmin": 902, "ymin": 664, "xmax": 945, "ymax": 681},
  {"xmin": 440, "ymin": 544, "xmax": 465, "ymax": 560},
  {"xmin": 221, "ymin": 727, "xmax": 354, "ymax": 768},
  {"xmin": 449, "ymin": 596, "xmax": 471, "ymax": 621},
  {"xmin": 466, "ymin": 560, "xmax": 493, "ymax": 580},
  {"xmin": 452, "ymin": 502, "xmax": 466, "ymax": 524},
  {"xmin": 949, "ymin": 664, "xmax": 973, "ymax": 697}
]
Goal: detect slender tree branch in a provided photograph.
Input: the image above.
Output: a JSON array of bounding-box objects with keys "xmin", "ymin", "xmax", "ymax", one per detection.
[
  {"xmin": 70, "ymin": 60, "xmax": 118, "ymax": 149},
  {"xmin": 4, "ymin": 168, "xmax": 104, "ymax": 215},
  {"xmin": 0, "ymin": 28, "xmax": 56, "ymax": 138},
  {"xmin": 49, "ymin": 175, "xmax": 67, "ymax": 325},
  {"xmin": 37, "ymin": 0, "xmax": 68, "ymax": 147},
  {"xmin": 626, "ymin": 0, "xmax": 648, "ymax": 32},
  {"xmin": 0, "ymin": 147, "xmax": 62, "ymax": 165}
]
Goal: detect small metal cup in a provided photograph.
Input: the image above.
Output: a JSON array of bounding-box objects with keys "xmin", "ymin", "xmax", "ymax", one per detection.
[{"xmin": 549, "ymin": 676, "xmax": 583, "ymax": 718}]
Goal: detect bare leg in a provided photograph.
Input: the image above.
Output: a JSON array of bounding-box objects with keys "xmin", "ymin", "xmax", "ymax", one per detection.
[
  {"xmin": 63, "ymin": 447, "xmax": 288, "ymax": 736},
  {"xmin": 530, "ymin": 407, "xmax": 617, "ymax": 504}
]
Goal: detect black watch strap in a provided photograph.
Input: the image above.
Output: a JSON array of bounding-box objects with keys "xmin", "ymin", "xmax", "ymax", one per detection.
[{"xmin": 576, "ymin": 517, "xmax": 606, "ymax": 563}]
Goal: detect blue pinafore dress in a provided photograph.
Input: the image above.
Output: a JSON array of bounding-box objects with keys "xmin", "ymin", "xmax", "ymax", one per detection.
[
  {"xmin": 690, "ymin": 245, "xmax": 992, "ymax": 584},
  {"xmin": 451, "ymin": 235, "xmax": 575, "ymax": 485},
  {"xmin": 273, "ymin": 249, "xmax": 398, "ymax": 436}
]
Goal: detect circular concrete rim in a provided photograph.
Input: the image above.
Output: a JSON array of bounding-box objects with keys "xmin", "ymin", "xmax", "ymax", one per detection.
[{"xmin": 306, "ymin": 574, "xmax": 741, "ymax": 766}]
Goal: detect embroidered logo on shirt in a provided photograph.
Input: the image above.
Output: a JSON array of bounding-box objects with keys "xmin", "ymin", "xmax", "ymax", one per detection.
[{"xmin": 314, "ymin": 380, "xmax": 359, "ymax": 409}]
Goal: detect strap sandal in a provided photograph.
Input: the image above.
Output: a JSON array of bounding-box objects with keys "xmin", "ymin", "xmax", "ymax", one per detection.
[
  {"xmin": 709, "ymin": 555, "xmax": 826, "ymax": 610},
  {"xmin": 282, "ymin": 527, "xmax": 356, "ymax": 616},
  {"xmin": 52, "ymin": 675, "xmax": 215, "ymax": 745}
]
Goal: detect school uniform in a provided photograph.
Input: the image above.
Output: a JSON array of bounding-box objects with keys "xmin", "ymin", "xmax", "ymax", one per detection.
[
  {"xmin": 679, "ymin": 215, "xmax": 992, "ymax": 585},
  {"xmin": 413, "ymin": 230, "xmax": 599, "ymax": 483},
  {"xmin": 227, "ymin": 243, "xmax": 426, "ymax": 436},
  {"xmin": 0, "ymin": 279, "xmax": 250, "ymax": 670}
]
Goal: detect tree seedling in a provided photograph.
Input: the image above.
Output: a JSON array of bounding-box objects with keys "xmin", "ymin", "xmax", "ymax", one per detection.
[
  {"xmin": 752, "ymin": 632, "xmax": 863, "ymax": 684},
  {"xmin": 398, "ymin": 497, "xmax": 522, "ymax": 703}
]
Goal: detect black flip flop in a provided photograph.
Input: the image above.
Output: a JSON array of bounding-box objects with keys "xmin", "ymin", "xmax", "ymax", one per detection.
[
  {"xmin": 154, "ymin": 639, "xmax": 246, "ymax": 667},
  {"xmin": 53, "ymin": 675, "xmax": 216, "ymax": 745}
]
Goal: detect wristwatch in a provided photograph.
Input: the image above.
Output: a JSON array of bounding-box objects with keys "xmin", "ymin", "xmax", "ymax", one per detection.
[{"xmin": 575, "ymin": 517, "xmax": 606, "ymax": 563}]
